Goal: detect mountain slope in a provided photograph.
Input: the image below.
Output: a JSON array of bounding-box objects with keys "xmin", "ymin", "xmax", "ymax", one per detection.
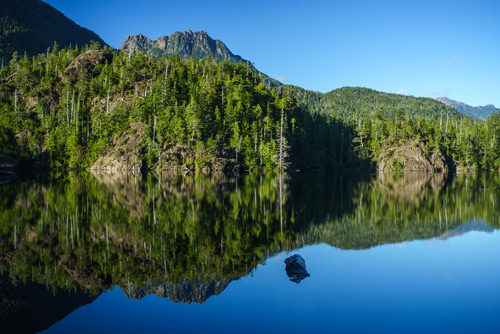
[
  {"xmin": 280, "ymin": 85, "xmax": 469, "ymax": 122},
  {"xmin": 0, "ymin": 0, "xmax": 105, "ymax": 63},
  {"xmin": 436, "ymin": 97, "xmax": 497, "ymax": 120},
  {"xmin": 119, "ymin": 30, "xmax": 281, "ymax": 87}
]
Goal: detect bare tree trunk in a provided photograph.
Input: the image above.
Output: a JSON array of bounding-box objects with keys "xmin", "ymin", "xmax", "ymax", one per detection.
[{"xmin": 280, "ymin": 107, "xmax": 284, "ymax": 171}]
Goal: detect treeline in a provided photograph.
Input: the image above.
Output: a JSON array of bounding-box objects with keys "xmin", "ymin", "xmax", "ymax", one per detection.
[{"xmin": 0, "ymin": 45, "xmax": 499, "ymax": 172}]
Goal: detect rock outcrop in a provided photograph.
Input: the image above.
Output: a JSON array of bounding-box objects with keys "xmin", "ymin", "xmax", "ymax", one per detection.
[
  {"xmin": 377, "ymin": 144, "xmax": 449, "ymax": 173},
  {"xmin": 157, "ymin": 144, "xmax": 236, "ymax": 174},
  {"xmin": 89, "ymin": 122, "xmax": 237, "ymax": 174},
  {"xmin": 284, "ymin": 254, "xmax": 310, "ymax": 283},
  {"xmin": 63, "ymin": 50, "xmax": 113, "ymax": 82},
  {"xmin": 90, "ymin": 122, "xmax": 147, "ymax": 174}
]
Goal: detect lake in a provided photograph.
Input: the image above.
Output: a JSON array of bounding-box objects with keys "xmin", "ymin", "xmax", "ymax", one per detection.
[{"xmin": 1, "ymin": 172, "xmax": 499, "ymax": 333}]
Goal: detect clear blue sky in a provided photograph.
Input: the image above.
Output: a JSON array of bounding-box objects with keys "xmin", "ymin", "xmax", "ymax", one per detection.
[{"xmin": 42, "ymin": 0, "xmax": 500, "ymax": 107}]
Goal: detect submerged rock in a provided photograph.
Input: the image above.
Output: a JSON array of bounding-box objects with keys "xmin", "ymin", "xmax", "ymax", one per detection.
[{"xmin": 284, "ymin": 254, "xmax": 310, "ymax": 283}]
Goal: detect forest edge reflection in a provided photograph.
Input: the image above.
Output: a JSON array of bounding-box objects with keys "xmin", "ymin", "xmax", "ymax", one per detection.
[{"xmin": 0, "ymin": 171, "xmax": 499, "ymax": 332}]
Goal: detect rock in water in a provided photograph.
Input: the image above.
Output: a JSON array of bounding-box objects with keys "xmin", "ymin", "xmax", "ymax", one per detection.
[{"xmin": 284, "ymin": 254, "xmax": 310, "ymax": 283}]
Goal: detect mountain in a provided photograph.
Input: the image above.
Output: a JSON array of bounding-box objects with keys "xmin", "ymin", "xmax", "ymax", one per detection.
[
  {"xmin": 280, "ymin": 85, "xmax": 469, "ymax": 122},
  {"xmin": 119, "ymin": 30, "xmax": 281, "ymax": 87},
  {"xmin": 0, "ymin": 0, "xmax": 105, "ymax": 63},
  {"xmin": 436, "ymin": 97, "xmax": 497, "ymax": 120},
  {"xmin": 120, "ymin": 30, "xmax": 244, "ymax": 63}
]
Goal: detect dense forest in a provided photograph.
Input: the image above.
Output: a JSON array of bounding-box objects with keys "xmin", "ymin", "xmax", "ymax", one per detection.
[
  {"xmin": 280, "ymin": 85, "xmax": 500, "ymax": 171},
  {"xmin": 0, "ymin": 44, "xmax": 499, "ymax": 173}
]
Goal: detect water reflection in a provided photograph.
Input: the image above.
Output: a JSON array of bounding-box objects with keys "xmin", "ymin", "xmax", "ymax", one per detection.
[
  {"xmin": 122, "ymin": 277, "xmax": 233, "ymax": 304},
  {"xmin": 0, "ymin": 271, "xmax": 96, "ymax": 334},
  {"xmin": 0, "ymin": 172, "xmax": 499, "ymax": 332}
]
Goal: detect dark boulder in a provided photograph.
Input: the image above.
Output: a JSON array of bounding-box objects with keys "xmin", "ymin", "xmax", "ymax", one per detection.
[{"xmin": 284, "ymin": 254, "xmax": 310, "ymax": 283}]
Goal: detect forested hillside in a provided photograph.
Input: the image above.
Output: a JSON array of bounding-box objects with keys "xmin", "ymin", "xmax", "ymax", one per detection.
[
  {"xmin": 0, "ymin": 0, "xmax": 105, "ymax": 64},
  {"xmin": 280, "ymin": 85, "xmax": 500, "ymax": 171},
  {"xmin": 0, "ymin": 44, "xmax": 354, "ymax": 173},
  {"xmin": 280, "ymin": 86, "xmax": 467, "ymax": 121},
  {"xmin": 0, "ymin": 45, "xmax": 499, "ymax": 174}
]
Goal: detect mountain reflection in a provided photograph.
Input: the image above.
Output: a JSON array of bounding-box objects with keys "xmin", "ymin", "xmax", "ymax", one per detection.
[
  {"xmin": 0, "ymin": 171, "xmax": 499, "ymax": 324},
  {"xmin": 122, "ymin": 277, "xmax": 233, "ymax": 304},
  {"xmin": 0, "ymin": 271, "xmax": 96, "ymax": 334}
]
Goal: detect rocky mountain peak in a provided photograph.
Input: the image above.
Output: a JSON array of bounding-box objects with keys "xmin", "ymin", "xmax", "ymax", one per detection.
[
  {"xmin": 118, "ymin": 30, "xmax": 282, "ymax": 87},
  {"xmin": 121, "ymin": 34, "xmax": 153, "ymax": 53},
  {"xmin": 119, "ymin": 30, "xmax": 244, "ymax": 63},
  {"xmin": 436, "ymin": 97, "xmax": 468, "ymax": 108}
]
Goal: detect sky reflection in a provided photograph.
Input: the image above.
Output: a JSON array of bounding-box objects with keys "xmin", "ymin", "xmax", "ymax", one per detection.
[{"xmin": 42, "ymin": 229, "xmax": 500, "ymax": 334}]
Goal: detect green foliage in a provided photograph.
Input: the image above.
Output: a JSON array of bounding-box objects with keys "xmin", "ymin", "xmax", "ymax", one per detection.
[
  {"xmin": 282, "ymin": 86, "xmax": 466, "ymax": 122},
  {"xmin": 0, "ymin": 45, "xmax": 354, "ymax": 172},
  {"xmin": 280, "ymin": 85, "xmax": 500, "ymax": 171},
  {"xmin": 0, "ymin": 44, "xmax": 498, "ymax": 172}
]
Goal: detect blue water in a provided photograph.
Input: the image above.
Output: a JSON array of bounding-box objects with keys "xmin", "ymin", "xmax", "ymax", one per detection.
[{"xmin": 41, "ymin": 229, "xmax": 500, "ymax": 334}]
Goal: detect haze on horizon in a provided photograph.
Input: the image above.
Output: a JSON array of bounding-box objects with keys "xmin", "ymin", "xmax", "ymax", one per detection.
[{"xmin": 42, "ymin": 0, "xmax": 500, "ymax": 108}]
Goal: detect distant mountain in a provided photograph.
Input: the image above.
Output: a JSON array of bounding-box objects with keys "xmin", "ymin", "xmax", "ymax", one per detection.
[
  {"xmin": 0, "ymin": 0, "xmax": 106, "ymax": 63},
  {"xmin": 280, "ymin": 86, "xmax": 469, "ymax": 122},
  {"xmin": 119, "ymin": 30, "xmax": 244, "ymax": 63},
  {"xmin": 436, "ymin": 97, "xmax": 497, "ymax": 120},
  {"xmin": 119, "ymin": 30, "xmax": 281, "ymax": 87},
  {"xmin": 437, "ymin": 220, "xmax": 493, "ymax": 240}
]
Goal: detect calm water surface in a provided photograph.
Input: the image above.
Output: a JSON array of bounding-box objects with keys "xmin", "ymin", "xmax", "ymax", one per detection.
[{"xmin": 1, "ymin": 172, "xmax": 499, "ymax": 333}]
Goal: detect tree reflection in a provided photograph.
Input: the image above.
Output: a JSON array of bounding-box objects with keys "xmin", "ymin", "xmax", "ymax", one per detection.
[{"xmin": 0, "ymin": 171, "xmax": 499, "ymax": 303}]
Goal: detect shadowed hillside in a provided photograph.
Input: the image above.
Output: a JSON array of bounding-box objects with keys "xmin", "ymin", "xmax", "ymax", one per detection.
[{"xmin": 0, "ymin": 0, "xmax": 105, "ymax": 63}]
